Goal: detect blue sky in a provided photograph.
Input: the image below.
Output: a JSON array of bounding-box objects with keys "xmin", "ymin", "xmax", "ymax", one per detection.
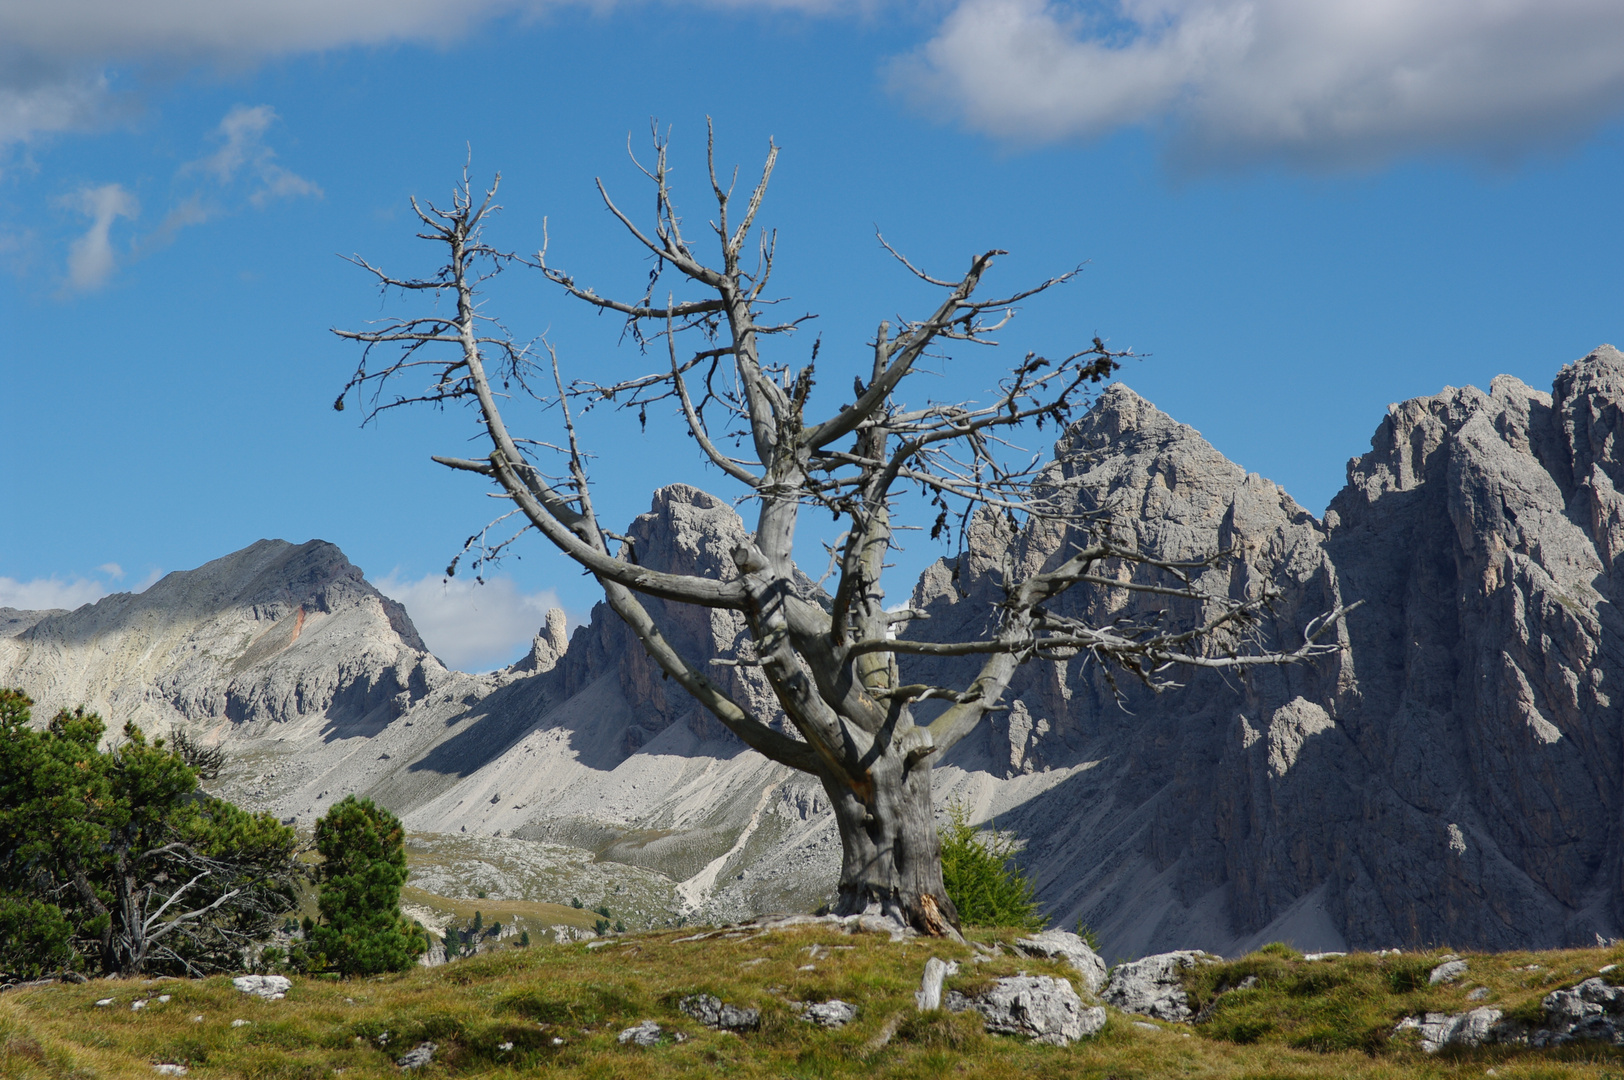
[{"xmin": 2, "ymin": 1, "xmax": 1623, "ymax": 670}]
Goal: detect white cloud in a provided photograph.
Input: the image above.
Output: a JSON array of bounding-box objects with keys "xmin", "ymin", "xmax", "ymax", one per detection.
[
  {"xmin": 6, "ymin": 0, "xmax": 1624, "ymax": 172},
  {"xmin": 0, "ymin": 575, "xmax": 108, "ymax": 611},
  {"xmin": 895, "ymin": 0, "xmax": 1624, "ymax": 168},
  {"xmin": 0, "ymin": 565, "xmax": 157, "ymax": 611},
  {"xmin": 375, "ymin": 571, "xmax": 569, "ymax": 673},
  {"xmin": 186, "ymin": 105, "xmax": 321, "ymax": 206},
  {"xmin": 62, "ymin": 181, "xmax": 135, "ymax": 290}
]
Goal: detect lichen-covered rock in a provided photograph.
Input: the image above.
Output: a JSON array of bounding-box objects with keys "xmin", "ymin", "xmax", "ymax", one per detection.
[{"xmin": 1102, "ymin": 951, "xmax": 1220, "ymax": 1021}]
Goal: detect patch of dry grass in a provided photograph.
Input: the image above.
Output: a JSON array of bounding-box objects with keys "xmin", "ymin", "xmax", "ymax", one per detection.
[{"xmin": 5, "ymin": 928, "xmax": 1624, "ymax": 1080}]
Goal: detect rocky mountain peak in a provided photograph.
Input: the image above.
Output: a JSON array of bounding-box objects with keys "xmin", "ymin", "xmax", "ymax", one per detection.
[{"xmin": 0, "ymin": 537, "xmax": 442, "ymax": 737}]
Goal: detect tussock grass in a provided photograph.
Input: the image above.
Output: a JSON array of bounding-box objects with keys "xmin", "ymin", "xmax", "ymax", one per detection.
[{"xmin": 5, "ymin": 929, "xmax": 1624, "ymax": 1079}]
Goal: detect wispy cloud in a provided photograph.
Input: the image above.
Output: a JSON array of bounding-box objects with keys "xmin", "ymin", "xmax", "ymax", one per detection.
[
  {"xmin": 63, "ymin": 104, "xmax": 320, "ymax": 288},
  {"xmin": 374, "ymin": 571, "xmax": 571, "ymax": 673},
  {"xmin": 186, "ymin": 105, "xmax": 320, "ymax": 206},
  {"xmin": 895, "ymin": 0, "xmax": 1624, "ymax": 169},
  {"xmin": 62, "ymin": 181, "xmax": 136, "ymax": 290}
]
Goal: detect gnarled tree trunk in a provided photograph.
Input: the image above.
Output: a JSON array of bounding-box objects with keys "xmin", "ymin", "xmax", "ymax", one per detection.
[{"xmin": 821, "ymin": 747, "xmax": 959, "ymax": 934}]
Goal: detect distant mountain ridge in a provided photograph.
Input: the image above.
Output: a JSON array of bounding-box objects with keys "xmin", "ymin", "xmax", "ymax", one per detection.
[{"xmin": 5, "ymin": 344, "xmax": 1624, "ymax": 958}]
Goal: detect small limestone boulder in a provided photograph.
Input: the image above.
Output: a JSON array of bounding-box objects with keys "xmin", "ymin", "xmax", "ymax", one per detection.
[
  {"xmin": 1395, "ymin": 1008, "xmax": 1503, "ymax": 1053},
  {"xmin": 679, "ymin": 994, "xmax": 760, "ymax": 1031},
  {"xmin": 396, "ymin": 1042, "xmax": 437, "ymax": 1069},
  {"xmin": 1102, "ymin": 951, "xmax": 1220, "ymax": 1022},
  {"xmin": 1014, "ymin": 930, "xmax": 1109, "ymax": 994},
  {"xmin": 231, "ymin": 975, "xmax": 291, "ymax": 1000},
  {"xmin": 799, "ymin": 1000, "xmax": 857, "ymax": 1027},
  {"xmin": 953, "ymin": 975, "xmax": 1105, "ymax": 1046},
  {"xmin": 1429, "ymin": 960, "xmax": 1469, "ymax": 985},
  {"xmin": 618, "ymin": 1020, "xmax": 664, "ymax": 1046}
]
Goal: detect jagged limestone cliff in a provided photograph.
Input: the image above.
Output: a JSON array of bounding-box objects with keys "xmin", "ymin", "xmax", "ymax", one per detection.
[{"xmin": 5, "ymin": 345, "xmax": 1623, "ymax": 955}]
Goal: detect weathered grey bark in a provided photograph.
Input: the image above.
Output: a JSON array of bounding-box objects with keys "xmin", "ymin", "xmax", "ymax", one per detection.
[{"xmin": 335, "ymin": 131, "xmax": 1347, "ymax": 934}]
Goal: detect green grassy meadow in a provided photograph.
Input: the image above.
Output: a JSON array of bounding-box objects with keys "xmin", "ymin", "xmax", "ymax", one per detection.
[{"xmin": 6, "ymin": 924, "xmax": 1624, "ymax": 1080}]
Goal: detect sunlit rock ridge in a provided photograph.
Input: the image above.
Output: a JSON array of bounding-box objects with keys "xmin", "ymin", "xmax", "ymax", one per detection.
[{"xmin": 4, "ymin": 343, "xmax": 1622, "ymax": 958}]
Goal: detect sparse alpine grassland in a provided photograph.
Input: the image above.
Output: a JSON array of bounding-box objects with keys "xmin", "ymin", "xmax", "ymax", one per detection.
[{"xmin": 6, "ymin": 926, "xmax": 1624, "ymax": 1079}]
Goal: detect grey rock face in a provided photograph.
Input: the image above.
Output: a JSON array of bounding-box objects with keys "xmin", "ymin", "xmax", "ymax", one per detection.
[
  {"xmin": 950, "ymin": 976, "xmax": 1104, "ymax": 1045},
  {"xmin": 912, "ymin": 344, "xmax": 1624, "ymax": 956},
  {"xmin": 1101, "ymin": 951, "xmax": 1220, "ymax": 1021},
  {"xmin": 1014, "ymin": 930, "xmax": 1108, "ymax": 994},
  {"xmin": 678, "ymin": 994, "xmax": 760, "ymax": 1031}
]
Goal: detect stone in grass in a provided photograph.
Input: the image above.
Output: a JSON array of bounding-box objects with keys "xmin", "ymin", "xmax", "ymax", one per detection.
[
  {"xmin": 618, "ymin": 1020, "xmax": 664, "ymax": 1046},
  {"xmin": 678, "ymin": 994, "xmax": 760, "ymax": 1031},
  {"xmin": 396, "ymin": 1042, "xmax": 437, "ymax": 1069},
  {"xmin": 152, "ymin": 1065, "xmax": 188, "ymax": 1075},
  {"xmin": 799, "ymin": 1001, "xmax": 858, "ymax": 1028},
  {"xmin": 951, "ymin": 975, "xmax": 1106, "ymax": 1046},
  {"xmin": 1102, "ymin": 951, "xmax": 1220, "ymax": 1022},
  {"xmin": 1429, "ymin": 960, "xmax": 1469, "ymax": 985},
  {"xmin": 1394, "ymin": 1008, "xmax": 1502, "ymax": 1053},
  {"xmin": 232, "ymin": 975, "xmax": 291, "ymax": 1000}
]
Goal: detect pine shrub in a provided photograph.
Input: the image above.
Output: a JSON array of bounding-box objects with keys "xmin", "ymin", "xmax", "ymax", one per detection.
[
  {"xmin": 302, "ymin": 796, "xmax": 426, "ymax": 976},
  {"xmin": 938, "ymin": 803, "xmax": 1045, "ymax": 929}
]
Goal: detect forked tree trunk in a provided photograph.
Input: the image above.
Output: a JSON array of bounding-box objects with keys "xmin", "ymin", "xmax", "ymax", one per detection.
[{"xmin": 820, "ymin": 746, "xmax": 960, "ymax": 936}]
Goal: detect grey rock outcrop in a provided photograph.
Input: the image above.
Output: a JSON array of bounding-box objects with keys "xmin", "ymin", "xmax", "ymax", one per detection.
[
  {"xmin": 1101, "ymin": 951, "xmax": 1220, "ymax": 1021},
  {"xmin": 1014, "ymin": 930, "xmax": 1108, "ymax": 994},
  {"xmin": 948, "ymin": 976, "xmax": 1105, "ymax": 1044},
  {"xmin": 231, "ymin": 975, "xmax": 290, "ymax": 1000},
  {"xmin": 798, "ymin": 1000, "xmax": 857, "ymax": 1027},
  {"xmin": 1397, "ymin": 976, "xmax": 1624, "ymax": 1051},
  {"xmin": 617, "ymin": 1021, "xmax": 665, "ymax": 1046},
  {"xmin": 1394, "ymin": 1007, "xmax": 1504, "ymax": 1053},
  {"xmin": 678, "ymin": 994, "xmax": 760, "ymax": 1031}
]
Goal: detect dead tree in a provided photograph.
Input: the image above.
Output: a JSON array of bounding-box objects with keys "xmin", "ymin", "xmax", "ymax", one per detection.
[{"xmin": 335, "ymin": 128, "xmax": 1350, "ymax": 936}]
